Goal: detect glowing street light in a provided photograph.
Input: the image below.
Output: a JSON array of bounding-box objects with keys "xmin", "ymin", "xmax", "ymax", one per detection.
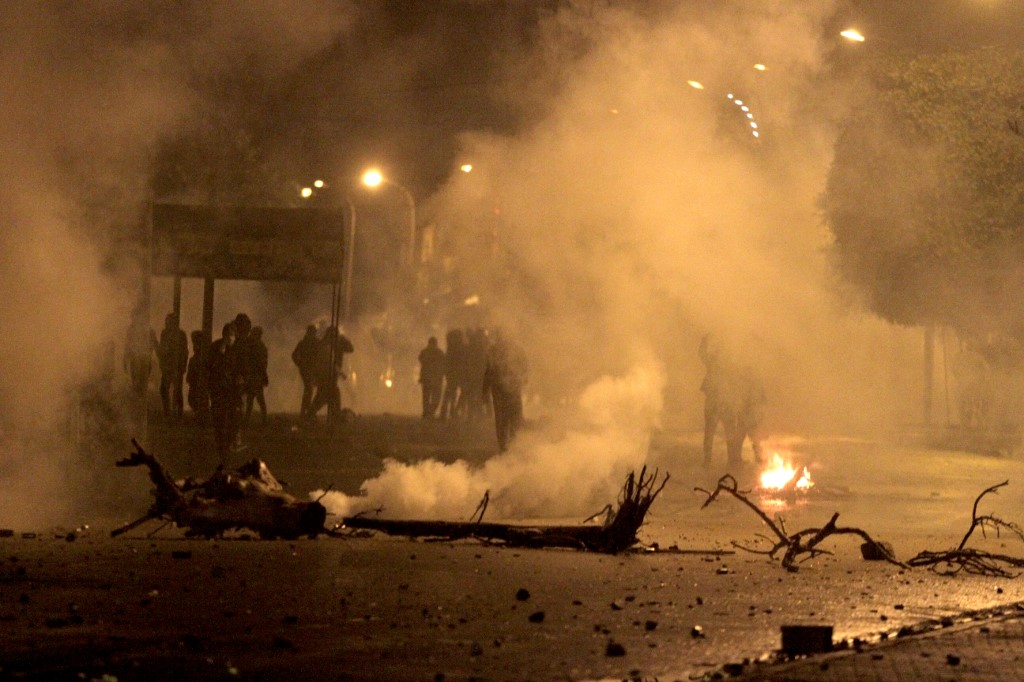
[
  {"xmin": 361, "ymin": 167, "xmax": 417, "ymax": 267},
  {"xmin": 840, "ymin": 28, "xmax": 866, "ymax": 42},
  {"xmin": 753, "ymin": 63, "xmax": 767, "ymax": 71},
  {"xmin": 687, "ymin": 80, "xmax": 705, "ymax": 90},
  {"xmin": 460, "ymin": 164, "xmax": 473, "ymax": 173},
  {"xmin": 300, "ymin": 186, "xmax": 314, "ymax": 199}
]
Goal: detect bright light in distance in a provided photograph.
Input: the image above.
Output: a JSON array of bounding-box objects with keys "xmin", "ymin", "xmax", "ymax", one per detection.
[
  {"xmin": 361, "ymin": 169, "xmax": 384, "ymax": 188},
  {"xmin": 753, "ymin": 131, "xmax": 760, "ymax": 138},
  {"xmin": 841, "ymin": 28, "xmax": 866, "ymax": 42},
  {"xmin": 313, "ymin": 179, "xmax": 324, "ymax": 188},
  {"xmin": 734, "ymin": 100, "xmax": 744, "ymax": 106},
  {"xmin": 687, "ymin": 80, "xmax": 705, "ymax": 90},
  {"xmin": 741, "ymin": 106, "xmax": 749, "ymax": 112},
  {"xmin": 300, "ymin": 187, "xmax": 313, "ymax": 199},
  {"xmin": 753, "ymin": 63, "xmax": 767, "ymax": 71},
  {"xmin": 460, "ymin": 164, "xmax": 473, "ymax": 173}
]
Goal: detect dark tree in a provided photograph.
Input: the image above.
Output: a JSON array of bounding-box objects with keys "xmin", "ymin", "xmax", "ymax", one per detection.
[{"xmin": 824, "ymin": 48, "xmax": 1024, "ymax": 340}]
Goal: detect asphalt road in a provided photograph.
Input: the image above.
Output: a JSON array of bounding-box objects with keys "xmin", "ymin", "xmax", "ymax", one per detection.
[{"xmin": 3, "ymin": 414, "xmax": 1024, "ymax": 681}]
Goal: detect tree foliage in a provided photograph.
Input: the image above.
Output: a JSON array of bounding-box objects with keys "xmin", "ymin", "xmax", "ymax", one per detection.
[{"xmin": 824, "ymin": 48, "xmax": 1024, "ymax": 338}]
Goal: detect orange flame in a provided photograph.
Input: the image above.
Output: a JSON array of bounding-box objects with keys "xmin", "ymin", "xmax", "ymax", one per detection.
[{"xmin": 759, "ymin": 452, "xmax": 813, "ymax": 491}]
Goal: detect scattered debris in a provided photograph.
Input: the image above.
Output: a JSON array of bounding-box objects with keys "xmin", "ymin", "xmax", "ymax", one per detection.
[
  {"xmin": 695, "ymin": 474, "xmax": 904, "ymax": 572},
  {"xmin": 339, "ymin": 467, "xmax": 669, "ymax": 554},
  {"xmin": 112, "ymin": 439, "xmax": 327, "ymax": 540},
  {"xmin": 908, "ymin": 481, "xmax": 1024, "ymax": 577},
  {"xmin": 781, "ymin": 624, "xmax": 833, "ymax": 657}
]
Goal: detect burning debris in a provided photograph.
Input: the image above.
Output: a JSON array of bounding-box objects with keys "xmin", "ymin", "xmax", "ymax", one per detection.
[
  {"xmin": 696, "ymin": 474, "xmax": 903, "ymax": 572},
  {"xmin": 758, "ymin": 452, "xmax": 813, "ymax": 494},
  {"xmin": 337, "ymin": 467, "xmax": 669, "ymax": 554},
  {"xmin": 908, "ymin": 481, "xmax": 1024, "ymax": 577},
  {"xmin": 112, "ymin": 439, "xmax": 327, "ymax": 540}
]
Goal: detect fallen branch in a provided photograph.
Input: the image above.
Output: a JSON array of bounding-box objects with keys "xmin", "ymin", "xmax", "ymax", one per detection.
[
  {"xmin": 339, "ymin": 467, "xmax": 669, "ymax": 554},
  {"xmin": 695, "ymin": 474, "xmax": 905, "ymax": 572},
  {"xmin": 908, "ymin": 481, "xmax": 1024, "ymax": 577},
  {"xmin": 112, "ymin": 439, "xmax": 327, "ymax": 540}
]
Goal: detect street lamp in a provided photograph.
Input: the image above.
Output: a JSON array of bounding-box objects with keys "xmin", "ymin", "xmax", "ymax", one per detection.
[
  {"xmin": 840, "ymin": 28, "xmax": 866, "ymax": 42},
  {"xmin": 361, "ymin": 168, "xmax": 417, "ymax": 267},
  {"xmin": 299, "ymin": 179, "xmax": 358, "ymax": 323}
]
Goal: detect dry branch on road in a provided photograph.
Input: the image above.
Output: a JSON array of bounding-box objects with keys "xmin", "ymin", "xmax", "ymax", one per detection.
[
  {"xmin": 112, "ymin": 439, "xmax": 327, "ymax": 540},
  {"xmin": 908, "ymin": 480, "xmax": 1024, "ymax": 577},
  {"xmin": 339, "ymin": 466, "xmax": 669, "ymax": 554},
  {"xmin": 696, "ymin": 474, "xmax": 905, "ymax": 572}
]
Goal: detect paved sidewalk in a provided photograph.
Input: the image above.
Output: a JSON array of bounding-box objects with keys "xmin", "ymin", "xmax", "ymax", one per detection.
[{"xmin": 731, "ymin": 603, "xmax": 1024, "ymax": 681}]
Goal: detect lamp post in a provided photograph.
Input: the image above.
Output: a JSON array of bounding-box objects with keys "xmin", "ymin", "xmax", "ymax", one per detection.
[{"xmin": 361, "ymin": 168, "xmax": 417, "ymax": 267}]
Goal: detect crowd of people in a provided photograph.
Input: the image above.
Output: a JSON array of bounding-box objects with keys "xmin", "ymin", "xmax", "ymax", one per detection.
[
  {"xmin": 128, "ymin": 311, "xmax": 773, "ymax": 464},
  {"xmin": 417, "ymin": 327, "xmax": 528, "ymax": 452}
]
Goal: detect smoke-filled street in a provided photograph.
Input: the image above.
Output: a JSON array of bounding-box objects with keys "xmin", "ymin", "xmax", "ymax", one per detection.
[
  {"xmin": 3, "ymin": 419, "xmax": 1024, "ymax": 680},
  {"xmin": 5, "ymin": 1, "xmax": 1024, "ymax": 679}
]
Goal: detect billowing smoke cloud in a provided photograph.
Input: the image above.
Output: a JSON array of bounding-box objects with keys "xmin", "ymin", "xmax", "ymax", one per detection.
[
  {"xmin": 323, "ymin": 1, "xmax": 934, "ymax": 522},
  {"xmin": 0, "ymin": 2, "xmax": 353, "ymax": 527},
  {"xmin": 319, "ymin": 362, "xmax": 663, "ymax": 519},
  {"xmin": 429, "ymin": 1, "xmax": 925, "ymax": 435}
]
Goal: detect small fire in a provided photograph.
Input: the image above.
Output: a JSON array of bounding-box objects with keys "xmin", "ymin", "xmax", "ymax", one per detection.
[{"xmin": 759, "ymin": 452, "xmax": 813, "ymax": 492}]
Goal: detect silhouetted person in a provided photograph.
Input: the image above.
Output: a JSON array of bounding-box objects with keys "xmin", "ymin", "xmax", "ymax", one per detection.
[
  {"xmin": 720, "ymin": 364, "xmax": 766, "ymax": 466},
  {"xmin": 418, "ymin": 336, "xmax": 446, "ymax": 419},
  {"xmin": 244, "ymin": 326, "xmax": 269, "ymax": 425},
  {"xmin": 309, "ymin": 327, "xmax": 354, "ymax": 422},
  {"xmin": 463, "ymin": 327, "xmax": 490, "ymax": 421},
  {"xmin": 208, "ymin": 322, "xmax": 244, "ymax": 461},
  {"xmin": 292, "ymin": 325, "xmax": 319, "ymax": 421},
  {"xmin": 124, "ymin": 312, "xmax": 157, "ymax": 399},
  {"xmin": 439, "ymin": 328, "xmax": 465, "ymax": 420},
  {"xmin": 186, "ymin": 330, "xmax": 210, "ymax": 425},
  {"xmin": 482, "ymin": 329, "xmax": 528, "ymax": 452},
  {"xmin": 233, "ymin": 313, "xmax": 253, "ymax": 413},
  {"xmin": 699, "ymin": 333, "xmax": 725, "ymax": 467},
  {"xmin": 157, "ymin": 313, "xmax": 189, "ymax": 420}
]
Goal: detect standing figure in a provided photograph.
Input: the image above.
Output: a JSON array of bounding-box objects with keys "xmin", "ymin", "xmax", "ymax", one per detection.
[
  {"xmin": 721, "ymin": 364, "xmax": 766, "ymax": 466},
  {"xmin": 157, "ymin": 313, "xmax": 189, "ymax": 420},
  {"xmin": 232, "ymin": 313, "xmax": 253, "ymax": 413},
  {"xmin": 309, "ymin": 327, "xmax": 355, "ymax": 421},
  {"xmin": 463, "ymin": 327, "xmax": 489, "ymax": 421},
  {"xmin": 439, "ymin": 329, "xmax": 465, "ymax": 420},
  {"xmin": 417, "ymin": 336, "xmax": 446, "ymax": 419},
  {"xmin": 482, "ymin": 329, "xmax": 528, "ymax": 452},
  {"xmin": 208, "ymin": 322, "xmax": 244, "ymax": 461},
  {"xmin": 244, "ymin": 326, "xmax": 269, "ymax": 425},
  {"xmin": 292, "ymin": 325, "xmax": 319, "ymax": 421},
  {"xmin": 186, "ymin": 330, "xmax": 210, "ymax": 425},
  {"xmin": 124, "ymin": 313, "xmax": 157, "ymax": 399},
  {"xmin": 699, "ymin": 333, "xmax": 724, "ymax": 467}
]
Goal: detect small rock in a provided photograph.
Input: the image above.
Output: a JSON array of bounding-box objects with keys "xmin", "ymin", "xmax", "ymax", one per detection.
[
  {"xmin": 515, "ymin": 588, "xmax": 530, "ymax": 601},
  {"xmin": 605, "ymin": 640, "xmax": 626, "ymax": 657},
  {"xmin": 644, "ymin": 620, "xmax": 658, "ymax": 631},
  {"xmin": 946, "ymin": 654, "xmax": 960, "ymax": 666},
  {"xmin": 610, "ymin": 599, "xmax": 626, "ymax": 610},
  {"xmin": 716, "ymin": 566, "xmax": 730, "ymax": 575},
  {"xmin": 527, "ymin": 611, "xmax": 545, "ymax": 623},
  {"xmin": 860, "ymin": 541, "xmax": 895, "ymax": 561},
  {"xmin": 691, "ymin": 625, "xmax": 705, "ymax": 639},
  {"xmin": 0, "ymin": 529, "xmax": 13, "ymax": 538}
]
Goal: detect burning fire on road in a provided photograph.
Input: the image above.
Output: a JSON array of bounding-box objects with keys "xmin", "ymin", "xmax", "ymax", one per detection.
[{"xmin": 758, "ymin": 451, "xmax": 813, "ymax": 495}]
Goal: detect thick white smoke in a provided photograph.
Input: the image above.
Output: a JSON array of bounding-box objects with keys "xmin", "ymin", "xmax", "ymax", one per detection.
[
  {"xmin": 0, "ymin": 2, "xmax": 354, "ymax": 527},
  {"xmin": 318, "ymin": 362, "xmax": 663, "ymax": 519}
]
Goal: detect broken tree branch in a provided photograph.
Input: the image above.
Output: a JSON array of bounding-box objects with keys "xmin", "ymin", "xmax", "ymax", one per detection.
[
  {"xmin": 696, "ymin": 474, "xmax": 905, "ymax": 572},
  {"xmin": 339, "ymin": 467, "xmax": 669, "ymax": 554},
  {"xmin": 908, "ymin": 480, "xmax": 1024, "ymax": 577}
]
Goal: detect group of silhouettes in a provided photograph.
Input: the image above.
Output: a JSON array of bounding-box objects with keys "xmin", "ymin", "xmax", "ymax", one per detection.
[
  {"xmin": 290, "ymin": 324, "xmax": 355, "ymax": 424},
  {"xmin": 418, "ymin": 327, "xmax": 528, "ymax": 452}
]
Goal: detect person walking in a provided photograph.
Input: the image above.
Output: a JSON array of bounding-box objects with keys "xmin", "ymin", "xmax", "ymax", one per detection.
[
  {"xmin": 309, "ymin": 326, "xmax": 355, "ymax": 422},
  {"xmin": 482, "ymin": 328, "xmax": 528, "ymax": 452},
  {"xmin": 244, "ymin": 326, "xmax": 269, "ymax": 425},
  {"xmin": 291, "ymin": 325, "xmax": 319, "ymax": 421},
  {"xmin": 157, "ymin": 313, "xmax": 189, "ymax": 420},
  {"xmin": 417, "ymin": 336, "xmax": 446, "ymax": 419},
  {"xmin": 186, "ymin": 330, "xmax": 210, "ymax": 425},
  {"xmin": 208, "ymin": 322, "xmax": 244, "ymax": 461}
]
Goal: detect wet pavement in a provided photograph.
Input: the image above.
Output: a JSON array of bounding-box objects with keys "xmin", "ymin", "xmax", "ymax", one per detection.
[{"xmin": 2, "ymin": 415, "xmax": 1024, "ymax": 680}]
